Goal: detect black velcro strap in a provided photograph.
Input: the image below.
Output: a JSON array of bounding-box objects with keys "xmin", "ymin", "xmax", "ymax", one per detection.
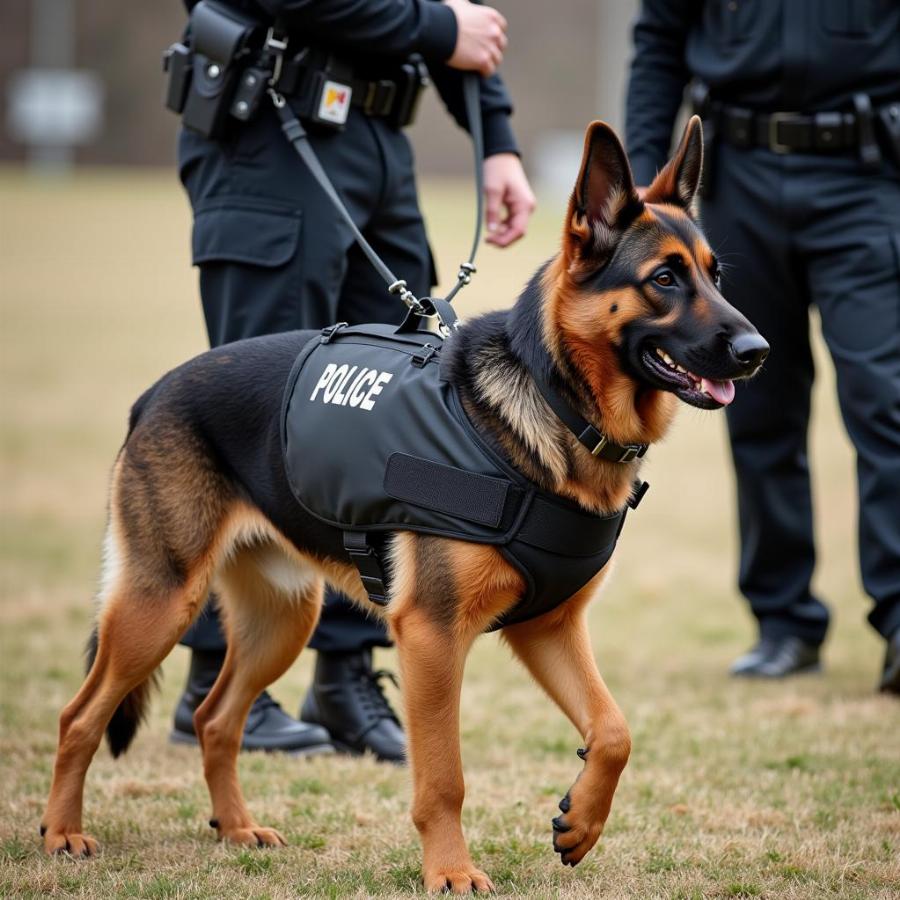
[
  {"xmin": 515, "ymin": 496, "xmax": 626, "ymax": 558},
  {"xmin": 344, "ymin": 531, "xmax": 388, "ymax": 605},
  {"xmin": 384, "ymin": 453, "xmax": 512, "ymax": 528}
]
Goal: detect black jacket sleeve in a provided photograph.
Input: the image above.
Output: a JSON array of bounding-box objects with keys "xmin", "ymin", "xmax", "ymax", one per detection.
[
  {"xmin": 255, "ymin": 0, "xmax": 459, "ymax": 63},
  {"xmin": 625, "ymin": 0, "xmax": 696, "ymax": 186}
]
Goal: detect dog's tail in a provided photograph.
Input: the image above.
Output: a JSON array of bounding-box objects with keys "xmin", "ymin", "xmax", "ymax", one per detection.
[{"xmin": 85, "ymin": 625, "xmax": 161, "ymax": 759}]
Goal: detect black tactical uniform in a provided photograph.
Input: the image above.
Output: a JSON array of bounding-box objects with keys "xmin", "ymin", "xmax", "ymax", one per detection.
[
  {"xmin": 626, "ymin": 0, "xmax": 900, "ymax": 688},
  {"xmin": 175, "ymin": 0, "xmax": 521, "ymax": 753}
]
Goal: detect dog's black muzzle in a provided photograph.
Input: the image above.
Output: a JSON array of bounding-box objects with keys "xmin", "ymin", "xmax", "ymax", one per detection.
[{"xmin": 622, "ymin": 311, "xmax": 769, "ymax": 410}]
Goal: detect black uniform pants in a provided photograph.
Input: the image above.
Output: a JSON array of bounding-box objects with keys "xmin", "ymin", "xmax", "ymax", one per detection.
[
  {"xmin": 702, "ymin": 143, "xmax": 900, "ymax": 645},
  {"xmin": 177, "ymin": 103, "xmax": 434, "ymax": 653}
]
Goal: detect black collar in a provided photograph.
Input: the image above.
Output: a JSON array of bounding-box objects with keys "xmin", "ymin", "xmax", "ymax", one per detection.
[{"xmin": 523, "ymin": 343, "xmax": 649, "ymax": 465}]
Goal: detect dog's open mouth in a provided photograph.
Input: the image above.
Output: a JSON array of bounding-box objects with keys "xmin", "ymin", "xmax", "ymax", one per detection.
[{"xmin": 640, "ymin": 346, "xmax": 735, "ymax": 410}]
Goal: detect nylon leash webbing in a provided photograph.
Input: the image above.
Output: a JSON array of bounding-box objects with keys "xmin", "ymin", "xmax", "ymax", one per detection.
[
  {"xmin": 268, "ymin": 72, "xmax": 484, "ymax": 319},
  {"xmin": 442, "ymin": 74, "xmax": 483, "ymax": 304},
  {"xmin": 269, "ymin": 90, "xmax": 423, "ymax": 312}
]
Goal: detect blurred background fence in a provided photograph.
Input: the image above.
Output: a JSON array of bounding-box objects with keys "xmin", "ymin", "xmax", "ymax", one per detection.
[{"xmin": 0, "ymin": 0, "xmax": 638, "ymax": 185}]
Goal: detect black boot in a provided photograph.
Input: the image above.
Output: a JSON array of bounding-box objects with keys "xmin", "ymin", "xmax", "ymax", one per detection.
[
  {"xmin": 879, "ymin": 629, "xmax": 900, "ymax": 695},
  {"xmin": 170, "ymin": 649, "xmax": 333, "ymax": 755},
  {"xmin": 300, "ymin": 649, "xmax": 406, "ymax": 763},
  {"xmin": 730, "ymin": 635, "xmax": 822, "ymax": 678}
]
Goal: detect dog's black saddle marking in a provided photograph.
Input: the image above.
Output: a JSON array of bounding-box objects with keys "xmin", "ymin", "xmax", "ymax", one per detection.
[{"xmin": 281, "ymin": 323, "xmax": 636, "ymax": 629}]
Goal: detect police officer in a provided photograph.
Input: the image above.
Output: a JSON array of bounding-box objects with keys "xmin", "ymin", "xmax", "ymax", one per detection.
[
  {"xmin": 625, "ymin": 1, "xmax": 900, "ymax": 692},
  {"xmin": 173, "ymin": 0, "xmax": 536, "ymax": 758}
]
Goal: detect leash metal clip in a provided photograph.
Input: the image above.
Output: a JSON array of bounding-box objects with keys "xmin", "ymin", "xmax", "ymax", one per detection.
[
  {"xmin": 264, "ymin": 27, "xmax": 288, "ymax": 87},
  {"xmin": 457, "ymin": 261, "xmax": 476, "ymax": 285},
  {"xmin": 388, "ymin": 279, "xmax": 425, "ymax": 314}
]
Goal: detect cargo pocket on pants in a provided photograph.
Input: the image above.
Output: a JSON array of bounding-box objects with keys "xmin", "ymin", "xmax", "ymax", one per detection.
[
  {"xmin": 191, "ymin": 197, "xmax": 302, "ymax": 268},
  {"xmin": 191, "ymin": 198, "xmax": 304, "ymax": 344}
]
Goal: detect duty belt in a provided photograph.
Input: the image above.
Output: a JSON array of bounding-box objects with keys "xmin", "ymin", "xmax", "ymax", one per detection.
[
  {"xmin": 273, "ymin": 51, "xmax": 427, "ymax": 125},
  {"xmin": 701, "ymin": 94, "xmax": 899, "ymax": 169},
  {"xmin": 714, "ymin": 106, "xmax": 858, "ymax": 154}
]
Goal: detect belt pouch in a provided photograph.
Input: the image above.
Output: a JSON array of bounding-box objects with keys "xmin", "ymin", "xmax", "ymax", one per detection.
[
  {"xmin": 180, "ymin": 1, "xmax": 262, "ymax": 138},
  {"xmin": 388, "ymin": 56, "xmax": 429, "ymax": 128},
  {"xmin": 163, "ymin": 42, "xmax": 192, "ymax": 114}
]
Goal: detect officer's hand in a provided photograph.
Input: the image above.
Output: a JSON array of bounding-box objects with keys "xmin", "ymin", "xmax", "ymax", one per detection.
[
  {"xmin": 445, "ymin": 0, "xmax": 508, "ymax": 77},
  {"xmin": 483, "ymin": 153, "xmax": 536, "ymax": 248}
]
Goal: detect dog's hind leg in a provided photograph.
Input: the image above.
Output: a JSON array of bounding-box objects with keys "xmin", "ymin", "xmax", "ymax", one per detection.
[
  {"xmin": 42, "ymin": 426, "xmax": 236, "ymax": 857},
  {"xmin": 502, "ymin": 574, "xmax": 631, "ymax": 868},
  {"xmin": 41, "ymin": 527, "xmax": 215, "ymax": 856},
  {"xmin": 193, "ymin": 542, "xmax": 323, "ymax": 847}
]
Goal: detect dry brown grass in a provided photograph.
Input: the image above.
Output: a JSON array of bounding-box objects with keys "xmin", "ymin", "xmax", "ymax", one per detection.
[{"xmin": 1, "ymin": 167, "xmax": 898, "ymax": 898}]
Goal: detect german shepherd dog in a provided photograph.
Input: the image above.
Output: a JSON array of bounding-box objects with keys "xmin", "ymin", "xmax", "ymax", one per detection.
[{"xmin": 41, "ymin": 117, "xmax": 767, "ymax": 892}]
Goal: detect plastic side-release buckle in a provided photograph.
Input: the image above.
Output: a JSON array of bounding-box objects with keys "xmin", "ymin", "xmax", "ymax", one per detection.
[
  {"xmin": 343, "ymin": 531, "xmax": 389, "ymax": 606},
  {"xmin": 411, "ymin": 343, "xmax": 438, "ymax": 368}
]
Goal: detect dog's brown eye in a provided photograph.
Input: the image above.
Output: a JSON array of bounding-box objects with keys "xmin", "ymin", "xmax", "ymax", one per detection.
[{"xmin": 654, "ymin": 271, "xmax": 674, "ymax": 287}]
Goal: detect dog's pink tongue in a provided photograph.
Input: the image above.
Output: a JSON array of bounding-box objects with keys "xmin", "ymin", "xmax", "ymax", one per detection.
[{"xmin": 701, "ymin": 378, "xmax": 735, "ymax": 406}]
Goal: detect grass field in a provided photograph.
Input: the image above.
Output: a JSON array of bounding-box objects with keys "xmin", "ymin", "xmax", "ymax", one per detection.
[{"xmin": 1, "ymin": 167, "xmax": 898, "ymax": 899}]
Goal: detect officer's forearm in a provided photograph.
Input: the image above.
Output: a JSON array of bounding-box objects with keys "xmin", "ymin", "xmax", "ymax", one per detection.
[
  {"xmin": 625, "ymin": 0, "xmax": 693, "ymax": 186},
  {"xmin": 255, "ymin": 0, "xmax": 458, "ymax": 62}
]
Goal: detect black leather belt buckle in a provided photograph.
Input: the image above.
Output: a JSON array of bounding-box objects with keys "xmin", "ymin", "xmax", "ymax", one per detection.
[
  {"xmin": 768, "ymin": 112, "xmax": 803, "ymax": 154},
  {"xmin": 813, "ymin": 111, "xmax": 844, "ymax": 151}
]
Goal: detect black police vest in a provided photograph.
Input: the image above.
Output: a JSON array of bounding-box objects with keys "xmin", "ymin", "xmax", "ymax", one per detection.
[{"xmin": 281, "ymin": 323, "xmax": 632, "ymax": 629}]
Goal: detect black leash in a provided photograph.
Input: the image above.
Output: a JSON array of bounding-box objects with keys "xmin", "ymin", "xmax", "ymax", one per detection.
[
  {"xmin": 442, "ymin": 75, "xmax": 484, "ymax": 304},
  {"xmin": 268, "ymin": 66, "xmax": 484, "ymax": 328}
]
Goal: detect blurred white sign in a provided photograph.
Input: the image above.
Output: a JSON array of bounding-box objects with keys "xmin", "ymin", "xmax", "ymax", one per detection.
[
  {"xmin": 7, "ymin": 69, "xmax": 104, "ymax": 146},
  {"xmin": 533, "ymin": 130, "xmax": 586, "ymax": 196}
]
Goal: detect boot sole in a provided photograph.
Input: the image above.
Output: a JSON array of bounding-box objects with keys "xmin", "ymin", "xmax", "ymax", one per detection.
[
  {"xmin": 169, "ymin": 729, "xmax": 335, "ymax": 756},
  {"xmin": 731, "ymin": 661, "xmax": 823, "ymax": 679}
]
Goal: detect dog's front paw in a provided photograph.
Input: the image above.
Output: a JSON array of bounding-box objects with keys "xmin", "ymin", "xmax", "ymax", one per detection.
[
  {"xmin": 41, "ymin": 824, "xmax": 99, "ymax": 858},
  {"xmin": 424, "ymin": 864, "xmax": 495, "ymax": 894},
  {"xmin": 551, "ymin": 788, "xmax": 603, "ymax": 867},
  {"xmin": 214, "ymin": 821, "xmax": 287, "ymax": 848}
]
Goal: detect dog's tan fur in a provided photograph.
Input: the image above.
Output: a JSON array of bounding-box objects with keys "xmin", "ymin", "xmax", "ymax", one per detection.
[{"xmin": 41, "ymin": 117, "xmax": 761, "ymax": 893}]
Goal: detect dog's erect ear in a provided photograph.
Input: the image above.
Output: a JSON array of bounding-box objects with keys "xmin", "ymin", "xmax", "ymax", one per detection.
[
  {"xmin": 564, "ymin": 121, "xmax": 643, "ymax": 268},
  {"xmin": 643, "ymin": 115, "xmax": 704, "ymax": 212}
]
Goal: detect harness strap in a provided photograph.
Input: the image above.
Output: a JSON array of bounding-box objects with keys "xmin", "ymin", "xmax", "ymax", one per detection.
[
  {"xmin": 345, "ymin": 453, "xmax": 643, "ymax": 605},
  {"xmin": 523, "ymin": 346, "xmax": 649, "ymax": 464},
  {"xmin": 343, "ymin": 531, "xmax": 389, "ymax": 606}
]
